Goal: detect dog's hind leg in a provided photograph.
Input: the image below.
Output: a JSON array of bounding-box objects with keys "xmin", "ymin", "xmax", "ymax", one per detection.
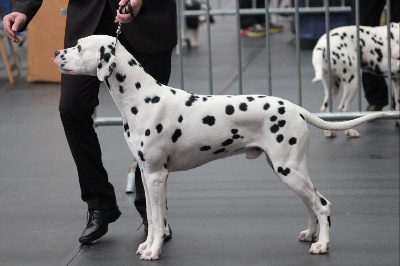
[
  {"xmin": 136, "ymin": 168, "xmax": 169, "ymax": 260},
  {"xmin": 268, "ymin": 141, "xmax": 331, "ymax": 254},
  {"xmin": 278, "ymin": 167, "xmax": 331, "ymax": 254}
]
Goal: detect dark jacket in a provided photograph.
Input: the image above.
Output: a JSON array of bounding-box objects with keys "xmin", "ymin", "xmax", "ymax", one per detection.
[{"xmin": 13, "ymin": 0, "xmax": 177, "ymax": 53}]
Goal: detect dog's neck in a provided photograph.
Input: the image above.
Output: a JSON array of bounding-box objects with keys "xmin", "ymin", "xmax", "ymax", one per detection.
[{"xmin": 105, "ymin": 43, "xmax": 158, "ymax": 102}]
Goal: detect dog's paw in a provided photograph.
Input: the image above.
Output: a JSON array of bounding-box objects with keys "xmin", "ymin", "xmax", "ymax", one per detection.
[
  {"xmin": 344, "ymin": 129, "xmax": 360, "ymax": 138},
  {"xmin": 298, "ymin": 230, "xmax": 317, "ymax": 242},
  {"xmin": 140, "ymin": 248, "xmax": 160, "ymax": 261},
  {"xmin": 309, "ymin": 241, "xmax": 330, "ymax": 254},
  {"xmin": 136, "ymin": 242, "xmax": 148, "ymax": 255},
  {"xmin": 324, "ymin": 130, "xmax": 337, "ymax": 138}
]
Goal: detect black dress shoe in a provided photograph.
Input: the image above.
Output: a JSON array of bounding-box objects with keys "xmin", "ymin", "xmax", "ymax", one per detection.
[{"xmin": 79, "ymin": 205, "xmax": 121, "ymax": 244}]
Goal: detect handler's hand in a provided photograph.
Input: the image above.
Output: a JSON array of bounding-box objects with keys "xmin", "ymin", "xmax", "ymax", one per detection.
[
  {"xmin": 2, "ymin": 12, "xmax": 27, "ymax": 43},
  {"xmin": 115, "ymin": 0, "xmax": 143, "ymax": 23}
]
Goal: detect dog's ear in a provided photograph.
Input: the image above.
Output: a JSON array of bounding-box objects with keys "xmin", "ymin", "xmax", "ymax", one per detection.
[{"xmin": 97, "ymin": 44, "xmax": 116, "ymax": 81}]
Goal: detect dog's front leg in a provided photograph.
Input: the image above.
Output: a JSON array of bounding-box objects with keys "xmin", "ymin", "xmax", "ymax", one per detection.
[{"xmin": 138, "ymin": 169, "xmax": 168, "ymax": 261}]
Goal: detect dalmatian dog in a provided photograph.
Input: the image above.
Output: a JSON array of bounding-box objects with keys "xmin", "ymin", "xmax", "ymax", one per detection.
[
  {"xmin": 53, "ymin": 35, "xmax": 386, "ymax": 260},
  {"xmin": 312, "ymin": 22, "xmax": 400, "ymax": 138}
]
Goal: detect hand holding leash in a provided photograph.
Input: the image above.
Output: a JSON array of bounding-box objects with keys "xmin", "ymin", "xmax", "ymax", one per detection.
[{"xmin": 115, "ymin": 0, "xmax": 143, "ymax": 23}]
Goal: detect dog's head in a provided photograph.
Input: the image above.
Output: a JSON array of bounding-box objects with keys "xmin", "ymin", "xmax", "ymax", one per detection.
[{"xmin": 52, "ymin": 35, "xmax": 117, "ymax": 81}]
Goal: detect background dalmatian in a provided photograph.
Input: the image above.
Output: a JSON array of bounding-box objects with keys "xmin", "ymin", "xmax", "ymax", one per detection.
[
  {"xmin": 312, "ymin": 22, "xmax": 400, "ymax": 138},
  {"xmin": 52, "ymin": 35, "xmax": 386, "ymax": 260}
]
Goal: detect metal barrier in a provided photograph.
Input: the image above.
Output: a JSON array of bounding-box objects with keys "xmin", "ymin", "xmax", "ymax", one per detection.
[{"xmin": 94, "ymin": 0, "xmax": 399, "ymax": 127}]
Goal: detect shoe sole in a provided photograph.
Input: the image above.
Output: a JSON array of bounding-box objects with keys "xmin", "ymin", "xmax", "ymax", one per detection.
[{"xmin": 79, "ymin": 226, "xmax": 108, "ymax": 244}]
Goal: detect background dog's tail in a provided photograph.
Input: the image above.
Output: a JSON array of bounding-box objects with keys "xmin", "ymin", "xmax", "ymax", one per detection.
[
  {"xmin": 302, "ymin": 110, "xmax": 386, "ymax": 130},
  {"xmin": 311, "ymin": 36, "xmax": 326, "ymax": 83}
]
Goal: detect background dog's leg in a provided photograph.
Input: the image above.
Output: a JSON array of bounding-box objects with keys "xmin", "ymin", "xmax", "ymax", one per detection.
[
  {"xmin": 139, "ymin": 169, "xmax": 168, "ymax": 261},
  {"xmin": 321, "ymin": 75, "xmax": 341, "ymax": 138},
  {"xmin": 339, "ymin": 82, "xmax": 361, "ymax": 137},
  {"xmin": 392, "ymin": 78, "xmax": 400, "ymax": 126}
]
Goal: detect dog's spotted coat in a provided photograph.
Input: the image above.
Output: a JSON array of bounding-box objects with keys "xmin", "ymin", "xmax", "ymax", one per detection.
[
  {"xmin": 312, "ymin": 22, "xmax": 400, "ymax": 137},
  {"xmin": 53, "ymin": 35, "xmax": 385, "ymax": 260}
]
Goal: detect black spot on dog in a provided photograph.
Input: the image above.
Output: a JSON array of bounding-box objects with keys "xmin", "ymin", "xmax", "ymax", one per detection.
[
  {"xmin": 247, "ymin": 97, "xmax": 255, "ymax": 102},
  {"xmin": 278, "ymin": 107, "xmax": 286, "ymax": 115},
  {"xmin": 135, "ymin": 82, "xmax": 141, "ymax": 90},
  {"xmin": 141, "ymin": 141, "xmax": 144, "ymax": 147},
  {"xmin": 103, "ymin": 53, "xmax": 111, "ymax": 63},
  {"xmin": 119, "ymin": 85, "xmax": 124, "ymax": 93},
  {"xmin": 276, "ymin": 134, "xmax": 284, "ymax": 143},
  {"xmin": 116, "ymin": 73, "xmax": 126, "ymax": 82},
  {"xmin": 213, "ymin": 148, "xmax": 226, "ymax": 154},
  {"xmin": 172, "ymin": 129, "xmax": 182, "ymax": 143},
  {"xmin": 277, "ymin": 167, "xmax": 291, "ymax": 176},
  {"xmin": 374, "ymin": 48, "xmax": 383, "ymax": 62},
  {"xmin": 221, "ymin": 139, "xmax": 233, "ymax": 146},
  {"xmin": 320, "ymin": 197, "xmax": 327, "ymax": 206},
  {"xmin": 264, "ymin": 103, "xmax": 270, "ymax": 110},
  {"xmin": 348, "ymin": 74, "xmax": 355, "ymax": 83},
  {"xmin": 123, "ymin": 123, "xmax": 129, "ymax": 132},
  {"xmin": 231, "ymin": 129, "xmax": 238, "ymax": 134},
  {"xmin": 145, "ymin": 129, "xmax": 151, "ymax": 136},
  {"xmin": 203, "ymin": 97, "xmax": 208, "ymax": 102},
  {"xmin": 278, "ymin": 120, "xmax": 286, "ymax": 127},
  {"xmin": 128, "ymin": 58, "xmax": 137, "ymax": 66},
  {"xmin": 270, "ymin": 116, "xmax": 277, "ymax": 122},
  {"xmin": 178, "ymin": 115, "xmax": 183, "ymax": 123},
  {"xmin": 226, "ymin": 105, "xmax": 235, "ymax": 115},
  {"xmin": 151, "ymin": 96, "xmax": 160, "ymax": 103},
  {"xmin": 156, "ymin": 124, "xmax": 163, "ymax": 134},
  {"xmin": 170, "ymin": 89, "xmax": 176, "ymax": 95},
  {"xmin": 200, "ymin": 146, "xmax": 211, "ymax": 151},
  {"xmin": 239, "ymin": 103, "xmax": 248, "ymax": 111},
  {"xmin": 144, "ymin": 97, "xmax": 151, "ymax": 103},
  {"xmin": 289, "ymin": 137, "xmax": 297, "ymax": 145},
  {"xmin": 203, "ymin": 116, "xmax": 216, "ymax": 126},
  {"xmin": 270, "ymin": 124, "xmax": 280, "ymax": 134},
  {"xmin": 77, "ymin": 45, "xmax": 82, "ymax": 53},
  {"xmin": 131, "ymin": 106, "xmax": 138, "ymax": 115},
  {"xmin": 186, "ymin": 95, "xmax": 198, "ymax": 106},
  {"xmin": 328, "ymin": 216, "xmax": 331, "ymax": 227},
  {"xmin": 232, "ymin": 134, "xmax": 241, "ymax": 139},
  {"xmin": 278, "ymin": 101, "xmax": 284, "ymax": 105},
  {"xmin": 138, "ymin": 151, "xmax": 145, "ymax": 162}
]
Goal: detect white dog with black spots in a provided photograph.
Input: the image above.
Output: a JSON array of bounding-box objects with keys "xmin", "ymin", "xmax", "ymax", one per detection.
[
  {"xmin": 53, "ymin": 35, "xmax": 386, "ymax": 260},
  {"xmin": 312, "ymin": 22, "xmax": 400, "ymax": 137}
]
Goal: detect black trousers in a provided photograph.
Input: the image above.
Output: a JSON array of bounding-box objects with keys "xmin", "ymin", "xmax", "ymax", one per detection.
[
  {"xmin": 239, "ymin": 0, "xmax": 266, "ymax": 29},
  {"xmin": 351, "ymin": 0, "xmax": 400, "ymax": 107},
  {"xmin": 59, "ymin": 3, "xmax": 172, "ymax": 219}
]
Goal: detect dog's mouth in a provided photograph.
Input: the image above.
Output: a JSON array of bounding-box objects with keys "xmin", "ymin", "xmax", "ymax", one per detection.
[{"xmin": 51, "ymin": 58, "xmax": 75, "ymax": 74}]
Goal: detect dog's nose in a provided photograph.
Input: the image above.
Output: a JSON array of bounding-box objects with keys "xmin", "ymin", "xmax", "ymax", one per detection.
[{"xmin": 54, "ymin": 50, "xmax": 60, "ymax": 57}]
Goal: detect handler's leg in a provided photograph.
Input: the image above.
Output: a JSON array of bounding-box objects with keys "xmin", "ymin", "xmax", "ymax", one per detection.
[{"xmin": 59, "ymin": 74, "xmax": 121, "ymax": 243}]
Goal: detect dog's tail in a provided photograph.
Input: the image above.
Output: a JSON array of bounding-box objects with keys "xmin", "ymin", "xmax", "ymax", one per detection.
[
  {"xmin": 302, "ymin": 110, "xmax": 386, "ymax": 130},
  {"xmin": 312, "ymin": 35, "xmax": 326, "ymax": 83}
]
